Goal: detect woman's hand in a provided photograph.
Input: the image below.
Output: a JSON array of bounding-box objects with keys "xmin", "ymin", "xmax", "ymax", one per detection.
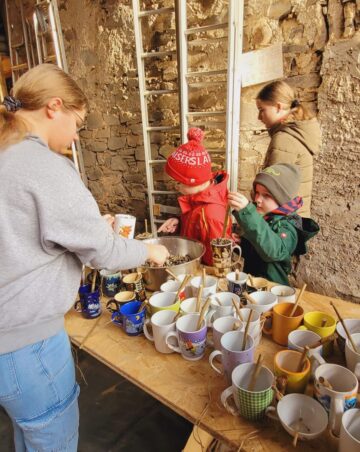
[
  {"xmin": 103, "ymin": 214, "xmax": 115, "ymax": 229},
  {"xmin": 146, "ymin": 244, "xmax": 170, "ymax": 266},
  {"xmin": 228, "ymin": 192, "xmax": 249, "ymax": 211},
  {"xmin": 157, "ymin": 218, "xmax": 179, "ymax": 234}
]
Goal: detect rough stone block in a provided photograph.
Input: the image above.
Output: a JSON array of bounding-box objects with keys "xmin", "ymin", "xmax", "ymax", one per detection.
[
  {"xmin": 267, "ymin": 0, "xmax": 292, "ymax": 19},
  {"xmin": 108, "ymin": 136, "xmax": 127, "ymax": 150},
  {"xmin": 111, "ymin": 156, "xmax": 128, "ymax": 172},
  {"xmin": 83, "ymin": 150, "xmax": 96, "ymax": 167},
  {"xmin": 104, "ymin": 114, "xmax": 120, "ymax": 126},
  {"xmin": 89, "ymin": 141, "xmax": 107, "ymax": 152},
  {"xmin": 87, "ymin": 112, "xmax": 104, "ymax": 130}
]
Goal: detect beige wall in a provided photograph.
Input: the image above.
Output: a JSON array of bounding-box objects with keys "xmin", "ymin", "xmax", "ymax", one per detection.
[{"xmin": 8, "ymin": 0, "xmax": 360, "ymax": 301}]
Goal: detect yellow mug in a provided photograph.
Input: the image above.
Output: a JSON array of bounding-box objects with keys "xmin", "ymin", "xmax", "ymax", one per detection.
[
  {"xmin": 274, "ymin": 350, "xmax": 311, "ymax": 394},
  {"xmin": 298, "ymin": 311, "xmax": 336, "ymax": 357},
  {"xmin": 149, "ymin": 292, "xmax": 180, "ymax": 314}
]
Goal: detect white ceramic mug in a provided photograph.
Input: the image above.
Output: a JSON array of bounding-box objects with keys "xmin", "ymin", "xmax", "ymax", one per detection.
[
  {"xmin": 345, "ymin": 332, "xmax": 360, "ymax": 380},
  {"xmin": 270, "ymin": 285, "xmax": 296, "ymax": 303},
  {"xmin": 211, "ymin": 316, "xmax": 240, "ymax": 350},
  {"xmin": 288, "ymin": 329, "xmax": 325, "ymax": 376},
  {"xmin": 339, "ymin": 408, "xmax": 360, "ymax": 452},
  {"xmin": 160, "ymin": 280, "xmax": 186, "ymax": 301},
  {"xmin": 314, "ymin": 363, "xmax": 358, "ymax": 436},
  {"xmin": 336, "ymin": 319, "xmax": 360, "ymax": 354},
  {"xmin": 190, "ymin": 275, "xmax": 217, "ymax": 298},
  {"xmin": 207, "ymin": 292, "xmax": 240, "ymax": 325},
  {"xmin": 246, "ymin": 291, "xmax": 277, "ymax": 314},
  {"xmin": 180, "ymin": 297, "xmax": 205, "ymax": 316},
  {"xmin": 143, "ymin": 310, "xmax": 177, "ymax": 354},
  {"xmin": 114, "ymin": 214, "xmax": 136, "ymax": 238}
]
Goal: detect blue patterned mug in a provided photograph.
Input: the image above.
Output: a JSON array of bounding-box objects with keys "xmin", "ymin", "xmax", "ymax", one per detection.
[
  {"xmin": 100, "ymin": 269, "xmax": 122, "ymax": 297},
  {"xmin": 75, "ymin": 284, "xmax": 101, "ymax": 319}
]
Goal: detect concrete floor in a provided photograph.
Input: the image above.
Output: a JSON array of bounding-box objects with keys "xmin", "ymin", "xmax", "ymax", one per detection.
[{"xmin": 0, "ymin": 348, "xmax": 193, "ymax": 452}]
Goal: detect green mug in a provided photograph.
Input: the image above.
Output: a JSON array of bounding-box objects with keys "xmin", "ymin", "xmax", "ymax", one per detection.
[{"xmin": 221, "ymin": 362, "xmax": 274, "ymax": 420}]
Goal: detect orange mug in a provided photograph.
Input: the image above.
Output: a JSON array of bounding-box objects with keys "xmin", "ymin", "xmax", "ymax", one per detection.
[{"xmin": 263, "ymin": 302, "xmax": 304, "ymax": 346}]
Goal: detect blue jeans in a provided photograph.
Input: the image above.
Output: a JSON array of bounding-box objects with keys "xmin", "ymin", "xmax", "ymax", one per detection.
[{"xmin": 0, "ymin": 329, "xmax": 79, "ymax": 451}]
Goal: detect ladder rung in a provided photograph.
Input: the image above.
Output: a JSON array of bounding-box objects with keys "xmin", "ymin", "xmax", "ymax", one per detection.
[
  {"xmin": 144, "ymin": 89, "xmax": 178, "ymax": 96},
  {"xmin": 186, "ymin": 69, "xmax": 227, "ymax": 78},
  {"xmin": 142, "ymin": 50, "xmax": 176, "ymax": 59},
  {"xmin": 188, "ymin": 81, "xmax": 226, "ymax": 88},
  {"xmin": 11, "ymin": 63, "xmax": 28, "ymax": 71},
  {"xmin": 151, "ymin": 190, "xmax": 178, "ymax": 195},
  {"xmin": 188, "ymin": 36, "xmax": 228, "ymax": 47},
  {"xmin": 138, "ymin": 7, "xmax": 174, "ymax": 18},
  {"xmin": 185, "ymin": 23, "xmax": 228, "ymax": 35},
  {"xmin": 187, "ymin": 111, "xmax": 226, "ymax": 117},
  {"xmin": 149, "ymin": 160, "xmax": 166, "ymax": 165},
  {"xmin": 147, "ymin": 126, "xmax": 179, "ymax": 132}
]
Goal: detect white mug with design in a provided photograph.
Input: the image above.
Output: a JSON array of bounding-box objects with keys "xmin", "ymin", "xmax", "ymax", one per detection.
[{"xmin": 114, "ymin": 214, "xmax": 136, "ymax": 239}]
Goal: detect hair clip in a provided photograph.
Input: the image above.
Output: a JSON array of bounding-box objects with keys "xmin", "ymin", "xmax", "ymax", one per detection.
[{"xmin": 3, "ymin": 96, "xmax": 23, "ymax": 112}]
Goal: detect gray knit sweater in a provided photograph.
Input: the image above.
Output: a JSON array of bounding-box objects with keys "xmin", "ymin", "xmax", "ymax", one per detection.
[{"xmin": 0, "ymin": 136, "xmax": 148, "ymax": 353}]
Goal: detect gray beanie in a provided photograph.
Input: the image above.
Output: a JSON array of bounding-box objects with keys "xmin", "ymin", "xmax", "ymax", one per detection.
[{"xmin": 253, "ymin": 164, "xmax": 300, "ymax": 205}]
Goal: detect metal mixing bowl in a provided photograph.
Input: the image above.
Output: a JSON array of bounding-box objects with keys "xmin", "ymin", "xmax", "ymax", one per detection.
[{"xmin": 140, "ymin": 236, "xmax": 205, "ymax": 291}]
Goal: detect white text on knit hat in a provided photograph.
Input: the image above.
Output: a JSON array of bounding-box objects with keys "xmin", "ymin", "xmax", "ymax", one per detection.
[{"xmin": 171, "ymin": 149, "xmax": 211, "ymax": 166}]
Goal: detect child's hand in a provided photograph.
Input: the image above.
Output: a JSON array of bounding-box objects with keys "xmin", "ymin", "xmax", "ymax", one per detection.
[
  {"xmin": 103, "ymin": 214, "xmax": 115, "ymax": 229},
  {"xmin": 157, "ymin": 218, "xmax": 179, "ymax": 234},
  {"xmin": 228, "ymin": 192, "xmax": 249, "ymax": 211},
  {"xmin": 146, "ymin": 244, "xmax": 170, "ymax": 266}
]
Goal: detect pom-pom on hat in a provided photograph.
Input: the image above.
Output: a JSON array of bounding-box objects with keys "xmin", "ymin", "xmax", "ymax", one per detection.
[{"xmin": 165, "ymin": 127, "xmax": 212, "ymax": 186}]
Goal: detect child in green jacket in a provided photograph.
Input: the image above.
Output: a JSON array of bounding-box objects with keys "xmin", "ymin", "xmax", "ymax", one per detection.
[{"xmin": 228, "ymin": 163, "xmax": 319, "ymax": 285}]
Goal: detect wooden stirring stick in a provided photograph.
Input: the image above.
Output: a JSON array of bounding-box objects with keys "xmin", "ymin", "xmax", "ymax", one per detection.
[
  {"xmin": 318, "ymin": 376, "xmax": 333, "ymax": 390},
  {"xmin": 165, "ymin": 268, "xmax": 180, "ymax": 282},
  {"xmin": 235, "ymin": 269, "xmax": 240, "ymax": 281},
  {"xmin": 248, "ymin": 274, "xmax": 255, "ymax": 287},
  {"xmin": 243, "ymin": 291, "xmax": 258, "ymax": 305},
  {"xmin": 196, "ymin": 284, "xmax": 203, "ymax": 312},
  {"xmin": 91, "ymin": 269, "xmax": 97, "ymax": 293},
  {"xmin": 292, "ymin": 431, "xmax": 299, "ymax": 448},
  {"xmin": 331, "ymin": 301, "xmax": 358, "ymax": 353},
  {"xmin": 175, "ymin": 274, "xmax": 191, "ymax": 303},
  {"xmin": 196, "ymin": 297, "xmax": 211, "ymax": 330},
  {"xmin": 222, "ymin": 206, "xmax": 231, "ymax": 238},
  {"xmin": 241, "ymin": 309, "xmax": 253, "ymax": 351},
  {"xmin": 309, "ymin": 333, "xmax": 338, "ymax": 349},
  {"xmin": 296, "ymin": 346, "xmax": 309, "ymax": 372},
  {"xmin": 321, "ymin": 318, "xmax": 327, "ymax": 327},
  {"xmin": 232, "ymin": 298, "xmax": 243, "ymax": 321},
  {"xmin": 248, "ymin": 354, "xmax": 263, "ymax": 391},
  {"xmin": 137, "ymin": 299, "xmax": 148, "ymax": 313},
  {"xmin": 145, "ymin": 218, "xmax": 148, "ymax": 234},
  {"xmin": 289, "ymin": 283, "xmax": 307, "ymax": 317},
  {"xmin": 202, "ymin": 267, "xmax": 206, "ymax": 288}
]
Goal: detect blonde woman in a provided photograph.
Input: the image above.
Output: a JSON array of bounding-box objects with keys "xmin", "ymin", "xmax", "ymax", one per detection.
[
  {"xmin": 0, "ymin": 64, "xmax": 168, "ymax": 451},
  {"xmin": 256, "ymin": 80, "xmax": 321, "ymax": 217}
]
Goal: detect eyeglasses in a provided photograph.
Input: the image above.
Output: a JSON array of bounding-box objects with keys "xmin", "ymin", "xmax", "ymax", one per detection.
[{"xmin": 63, "ymin": 105, "xmax": 86, "ymax": 133}]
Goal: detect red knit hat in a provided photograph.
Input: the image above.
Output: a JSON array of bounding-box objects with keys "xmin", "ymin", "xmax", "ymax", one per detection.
[{"xmin": 165, "ymin": 128, "xmax": 212, "ymax": 186}]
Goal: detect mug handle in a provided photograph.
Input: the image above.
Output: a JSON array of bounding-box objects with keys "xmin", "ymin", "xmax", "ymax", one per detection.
[
  {"xmin": 74, "ymin": 300, "xmax": 82, "ymax": 313},
  {"xmin": 165, "ymin": 331, "xmax": 181, "ymax": 353},
  {"xmin": 230, "ymin": 245, "xmax": 242, "ymax": 265},
  {"xmin": 309, "ymin": 352, "xmax": 326, "ymax": 377},
  {"xmin": 262, "ymin": 311, "xmax": 273, "ymax": 335},
  {"xmin": 143, "ymin": 320, "xmax": 154, "ymax": 342},
  {"xmin": 220, "ymin": 387, "xmax": 238, "ymax": 416},
  {"xmin": 355, "ymin": 363, "xmax": 360, "ymax": 380},
  {"xmin": 106, "ymin": 299, "xmax": 119, "ymax": 313},
  {"xmin": 265, "ymin": 406, "xmax": 279, "ymax": 421},
  {"xmin": 208, "ymin": 350, "xmax": 223, "ymax": 375},
  {"xmin": 207, "ymin": 308, "xmax": 216, "ymax": 328},
  {"xmin": 329, "ymin": 397, "xmax": 344, "ymax": 437}
]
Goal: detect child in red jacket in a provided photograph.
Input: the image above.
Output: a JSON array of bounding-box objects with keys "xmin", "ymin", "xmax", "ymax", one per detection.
[{"xmin": 158, "ymin": 128, "xmax": 231, "ymax": 265}]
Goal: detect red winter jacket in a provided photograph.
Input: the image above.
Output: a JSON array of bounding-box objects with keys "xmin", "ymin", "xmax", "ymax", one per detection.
[{"xmin": 178, "ymin": 171, "xmax": 232, "ymax": 265}]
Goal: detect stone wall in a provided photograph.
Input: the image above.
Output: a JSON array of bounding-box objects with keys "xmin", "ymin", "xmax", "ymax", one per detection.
[{"xmin": 5, "ymin": 0, "xmax": 360, "ymax": 301}]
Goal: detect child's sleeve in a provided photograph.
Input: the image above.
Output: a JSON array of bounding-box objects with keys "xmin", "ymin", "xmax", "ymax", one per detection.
[{"xmin": 233, "ymin": 203, "xmax": 298, "ymax": 262}]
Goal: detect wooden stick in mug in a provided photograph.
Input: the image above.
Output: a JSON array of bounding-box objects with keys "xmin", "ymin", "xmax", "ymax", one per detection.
[
  {"xmin": 248, "ymin": 354, "xmax": 263, "ymax": 391},
  {"xmin": 321, "ymin": 318, "xmax": 327, "ymax": 327},
  {"xmin": 235, "ymin": 269, "xmax": 240, "ymax": 281},
  {"xmin": 145, "ymin": 218, "xmax": 148, "ymax": 234},
  {"xmin": 241, "ymin": 309, "xmax": 253, "ymax": 351},
  {"xmin": 292, "ymin": 431, "xmax": 299, "ymax": 448},
  {"xmin": 196, "ymin": 297, "xmax": 211, "ymax": 330},
  {"xmin": 202, "ymin": 267, "xmax": 206, "ymax": 288},
  {"xmin": 137, "ymin": 299, "xmax": 148, "ymax": 313},
  {"xmin": 330, "ymin": 301, "xmax": 358, "ymax": 353},
  {"xmin": 318, "ymin": 376, "xmax": 333, "ymax": 390},
  {"xmin": 289, "ymin": 283, "xmax": 307, "ymax": 317},
  {"xmin": 248, "ymin": 274, "xmax": 255, "ymax": 287},
  {"xmin": 222, "ymin": 206, "xmax": 231, "ymax": 238},
  {"xmin": 175, "ymin": 274, "xmax": 191, "ymax": 302},
  {"xmin": 242, "ymin": 291, "xmax": 257, "ymax": 305},
  {"xmin": 296, "ymin": 346, "xmax": 309, "ymax": 372},
  {"xmin": 165, "ymin": 268, "xmax": 180, "ymax": 282},
  {"xmin": 232, "ymin": 298, "xmax": 243, "ymax": 321},
  {"xmin": 91, "ymin": 269, "xmax": 97, "ymax": 293},
  {"xmin": 308, "ymin": 333, "xmax": 338, "ymax": 349},
  {"xmin": 196, "ymin": 284, "xmax": 203, "ymax": 312}
]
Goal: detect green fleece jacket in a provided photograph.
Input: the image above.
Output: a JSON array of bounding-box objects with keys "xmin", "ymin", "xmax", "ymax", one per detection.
[{"xmin": 233, "ymin": 203, "xmax": 319, "ymax": 285}]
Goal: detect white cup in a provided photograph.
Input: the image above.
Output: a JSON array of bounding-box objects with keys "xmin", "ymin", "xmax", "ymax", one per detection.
[
  {"xmin": 314, "ymin": 363, "xmax": 358, "ymax": 436},
  {"xmin": 336, "ymin": 319, "xmax": 360, "ymax": 354},
  {"xmin": 288, "ymin": 329, "xmax": 325, "ymax": 376},
  {"xmin": 246, "ymin": 291, "xmax": 277, "ymax": 314},
  {"xmin": 190, "ymin": 275, "xmax": 217, "ymax": 298},
  {"xmin": 160, "ymin": 280, "xmax": 186, "ymax": 301},
  {"xmin": 339, "ymin": 408, "xmax": 360, "ymax": 452},
  {"xmin": 212, "ymin": 316, "xmax": 240, "ymax": 350},
  {"xmin": 114, "ymin": 214, "xmax": 136, "ymax": 238},
  {"xmin": 207, "ymin": 292, "xmax": 240, "ymax": 325},
  {"xmin": 237, "ymin": 308, "xmax": 262, "ymax": 346},
  {"xmin": 179, "ymin": 297, "xmax": 206, "ymax": 315},
  {"xmin": 148, "ymin": 292, "xmax": 179, "ymax": 314},
  {"xmin": 143, "ymin": 310, "xmax": 177, "ymax": 354},
  {"xmin": 345, "ymin": 332, "xmax": 360, "ymax": 380},
  {"xmin": 270, "ymin": 285, "xmax": 296, "ymax": 303}
]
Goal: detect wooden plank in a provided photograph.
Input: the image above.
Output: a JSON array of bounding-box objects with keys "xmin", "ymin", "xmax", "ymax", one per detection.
[{"xmin": 66, "ymin": 289, "xmax": 359, "ymax": 451}]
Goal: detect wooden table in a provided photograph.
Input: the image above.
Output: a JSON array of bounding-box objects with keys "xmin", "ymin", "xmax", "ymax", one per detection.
[{"xmin": 65, "ymin": 290, "xmax": 359, "ymax": 451}]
